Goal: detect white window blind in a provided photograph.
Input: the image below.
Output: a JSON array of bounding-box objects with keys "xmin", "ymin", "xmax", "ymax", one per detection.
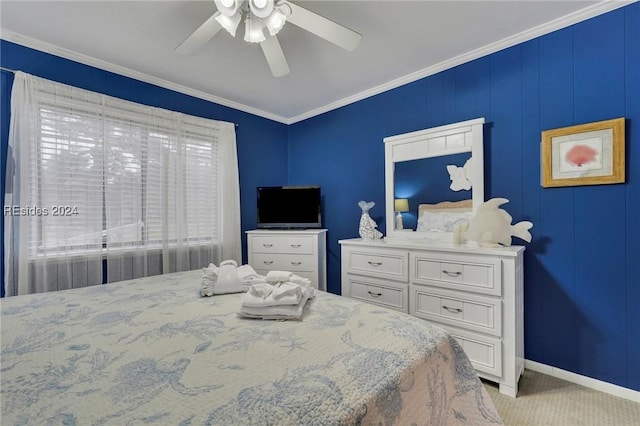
[{"xmin": 4, "ymin": 72, "xmax": 241, "ymax": 296}]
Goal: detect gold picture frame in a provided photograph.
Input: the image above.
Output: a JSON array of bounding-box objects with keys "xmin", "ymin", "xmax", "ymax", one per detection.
[{"xmin": 541, "ymin": 117, "xmax": 625, "ymax": 188}]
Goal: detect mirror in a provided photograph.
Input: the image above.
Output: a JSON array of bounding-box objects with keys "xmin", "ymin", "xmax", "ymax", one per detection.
[
  {"xmin": 383, "ymin": 118, "xmax": 485, "ymax": 242},
  {"xmin": 393, "ymin": 152, "xmax": 472, "ymax": 230}
]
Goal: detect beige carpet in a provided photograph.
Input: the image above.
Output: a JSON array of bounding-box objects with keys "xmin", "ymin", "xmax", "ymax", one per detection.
[{"xmin": 483, "ymin": 369, "xmax": 640, "ymax": 426}]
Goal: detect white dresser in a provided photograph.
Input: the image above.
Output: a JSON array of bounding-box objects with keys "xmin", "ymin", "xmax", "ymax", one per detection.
[
  {"xmin": 247, "ymin": 229, "xmax": 327, "ymax": 291},
  {"xmin": 339, "ymin": 238, "xmax": 524, "ymax": 397}
]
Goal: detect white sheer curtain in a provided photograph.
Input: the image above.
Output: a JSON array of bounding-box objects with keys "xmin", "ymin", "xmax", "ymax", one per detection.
[{"xmin": 4, "ymin": 72, "xmax": 241, "ymax": 296}]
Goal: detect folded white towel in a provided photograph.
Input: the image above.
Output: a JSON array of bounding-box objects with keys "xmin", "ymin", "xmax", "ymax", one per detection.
[
  {"xmin": 240, "ymin": 291, "xmax": 309, "ymax": 320},
  {"xmin": 288, "ymin": 274, "xmax": 315, "ymax": 299},
  {"xmin": 242, "ymin": 282, "xmax": 304, "ymax": 308},
  {"xmin": 202, "ymin": 263, "xmax": 219, "ymax": 278},
  {"xmin": 238, "ymin": 312, "xmax": 304, "ymax": 321},
  {"xmin": 200, "ymin": 263, "xmax": 220, "ymax": 297},
  {"xmin": 200, "ymin": 260, "xmax": 246, "ymax": 296},
  {"xmin": 264, "ymin": 270, "xmax": 316, "ymax": 298},
  {"xmin": 213, "ymin": 260, "xmax": 244, "ymax": 295},
  {"xmin": 247, "ymin": 282, "xmax": 274, "ymax": 298},
  {"xmin": 200, "ymin": 276, "xmax": 215, "ymax": 297},
  {"xmin": 266, "ymin": 270, "xmax": 293, "ymax": 284}
]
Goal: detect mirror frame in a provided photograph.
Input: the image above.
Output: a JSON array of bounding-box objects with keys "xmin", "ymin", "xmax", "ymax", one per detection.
[{"xmin": 383, "ymin": 117, "xmax": 485, "ymax": 242}]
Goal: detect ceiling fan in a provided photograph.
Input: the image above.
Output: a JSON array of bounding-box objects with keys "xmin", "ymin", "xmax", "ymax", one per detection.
[{"xmin": 175, "ymin": 0, "xmax": 361, "ymax": 77}]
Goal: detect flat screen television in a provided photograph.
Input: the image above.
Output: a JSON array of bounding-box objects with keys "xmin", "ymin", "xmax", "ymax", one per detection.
[{"xmin": 257, "ymin": 186, "xmax": 322, "ymax": 229}]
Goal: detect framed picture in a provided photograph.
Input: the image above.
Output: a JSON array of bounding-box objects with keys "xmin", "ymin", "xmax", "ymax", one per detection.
[{"xmin": 541, "ymin": 117, "xmax": 625, "ymax": 188}]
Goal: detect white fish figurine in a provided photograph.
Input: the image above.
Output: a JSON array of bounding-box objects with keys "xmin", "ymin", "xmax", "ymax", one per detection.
[
  {"xmin": 465, "ymin": 198, "xmax": 533, "ymax": 247},
  {"xmin": 358, "ymin": 201, "xmax": 383, "ymax": 239}
]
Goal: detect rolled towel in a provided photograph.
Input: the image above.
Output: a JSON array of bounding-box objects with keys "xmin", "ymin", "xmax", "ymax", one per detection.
[
  {"xmin": 289, "ymin": 274, "xmax": 310, "ymax": 286},
  {"xmin": 220, "ymin": 259, "xmax": 237, "ymax": 268},
  {"xmin": 237, "ymin": 264, "xmax": 266, "ymax": 284},
  {"xmin": 266, "ymin": 270, "xmax": 293, "ymax": 284},
  {"xmin": 289, "ymin": 274, "xmax": 315, "ymax": 299},
  {"xmin": 243, "ymin": 282, "xmax": 303, "ymax": 307},
  {"xmin": 248, "ymin": 282, "xmax": 274, "ymax": 299}
]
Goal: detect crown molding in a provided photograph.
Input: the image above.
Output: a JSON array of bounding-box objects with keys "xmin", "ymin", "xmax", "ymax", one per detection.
[
  {"xmin": 287, "ymin": 0, "xmax": 635, "ymax": 124},
  {"xmin": 1, "ymin": 1, "xmax": 634, "ymax": 126},
  {"xmin": 0, "ymin": 30, "xmax": 290, "ymax": 124}
]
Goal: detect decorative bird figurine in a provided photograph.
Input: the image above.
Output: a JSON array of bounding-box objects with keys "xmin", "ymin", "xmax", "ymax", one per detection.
[
  {"xmin": 358, "ymin": 201, "xmax": 383, "ymax": 239},
  {"xmin": 465, "ymin": 198, "xmax": 533, "ymax": 247}
]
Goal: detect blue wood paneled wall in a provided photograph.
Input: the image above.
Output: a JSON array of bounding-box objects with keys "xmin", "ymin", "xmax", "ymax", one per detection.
[
  {"xmin": 1, "ymin": 3, "xmax": 638, "ymax": 393},
  {"xmin": 289, "ymin": 4, "xmax": 639, "ymax": 391}
]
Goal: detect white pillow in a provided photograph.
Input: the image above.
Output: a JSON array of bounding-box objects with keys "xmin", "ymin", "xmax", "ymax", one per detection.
[{"xmin": 417, "ymin": 211, "xmax": 472, "ymax": 233}]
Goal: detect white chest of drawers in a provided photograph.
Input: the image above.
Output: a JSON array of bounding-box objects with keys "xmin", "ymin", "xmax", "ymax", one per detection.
[
  {"xmin": 247, "ymin": 229, "xmax": 327, "ymax": 291},
  {"xmin": 339, "ymin": 238, "xmax": 524, "ymax": 397}
]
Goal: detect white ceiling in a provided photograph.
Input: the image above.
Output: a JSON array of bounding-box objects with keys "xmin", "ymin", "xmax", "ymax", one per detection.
[{"xmin": 0, "ymin": 1, "xmax": 627, "ymax": 123}]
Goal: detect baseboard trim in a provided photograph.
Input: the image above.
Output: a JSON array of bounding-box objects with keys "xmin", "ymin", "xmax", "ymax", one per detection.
[{"xmin": 524, "ymin": 360, "xmax": 640, "ymax": 403}]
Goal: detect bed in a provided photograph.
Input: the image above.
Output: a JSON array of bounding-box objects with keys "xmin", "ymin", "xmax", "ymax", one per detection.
[{"xmin": 0, "ymin": 270, "xmax": 502, "ymax": 425}]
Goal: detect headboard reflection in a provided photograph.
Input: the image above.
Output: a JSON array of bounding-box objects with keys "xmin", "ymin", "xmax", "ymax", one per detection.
[
  {"xmin": 383, "ymin": 118, "xmax": 485, "ymax": 242},
  {"xmin": 416, "ymin": 200, "xmax": 473, "ymax": 233}
]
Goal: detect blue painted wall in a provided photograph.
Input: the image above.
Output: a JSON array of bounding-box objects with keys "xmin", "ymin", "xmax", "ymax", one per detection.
[
  {"xmin": 289, "ymin": 4, "xmax": 639, "ymax": 392},
  {"xmin": 1, "ymin": 3, "xmax": 638, "ymax": 393},
  {"xmin": 0, "ymin": 40, "xmax": 289, "ymax": 298}
]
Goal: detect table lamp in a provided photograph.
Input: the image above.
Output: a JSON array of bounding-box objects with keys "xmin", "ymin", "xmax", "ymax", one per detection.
[{"xmin": 394, "ymin": 198, "xmax": 409, "ymax": 230}]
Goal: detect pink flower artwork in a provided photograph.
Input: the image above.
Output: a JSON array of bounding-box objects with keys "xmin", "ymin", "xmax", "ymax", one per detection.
[{"xmin": 565, "ymin": 144, "xmax": 598, "ymax": 167}]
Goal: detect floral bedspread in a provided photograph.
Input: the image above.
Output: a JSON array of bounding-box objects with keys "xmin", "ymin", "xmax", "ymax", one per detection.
[{"xmin": 1, "ymin": 270, "xmax": 502, "ymax": 425}]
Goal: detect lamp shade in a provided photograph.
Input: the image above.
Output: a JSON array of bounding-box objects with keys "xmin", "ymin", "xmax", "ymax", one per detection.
[
  {"xmin": 394, "ymin": 198, "xmax": 409, "ymax": 212},
  {"xmin": 244, "ymin": 15, "xmax": 266, "ymax": 43},
  {"xmin": 214, "ymin": 0, "xmax": 242, "ymax": 16},
  {"xmin": 215, "ymin": 11, "xmax": 242, "ymax": 36}
]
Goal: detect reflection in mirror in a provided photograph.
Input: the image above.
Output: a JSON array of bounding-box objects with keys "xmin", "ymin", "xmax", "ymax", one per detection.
[
  {"xmin": 383, "ymin": 117, "xmax": 485, "ymax": 243},
  {"xmin": 394, "ymin": 153, "xmax": 471, "ymax": 231}
]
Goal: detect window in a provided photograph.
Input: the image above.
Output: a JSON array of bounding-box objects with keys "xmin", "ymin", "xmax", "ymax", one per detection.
[
  {"xmin": 36, "ymin": 100, "xmax": 220, "ymax": 254},
  {"xmin": 5, "ymin": 72, "xmax": 241, "ymax": 296}
]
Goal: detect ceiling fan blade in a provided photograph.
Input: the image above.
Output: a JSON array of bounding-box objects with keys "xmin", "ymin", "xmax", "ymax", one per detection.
[
  {"xmin": 283, "ymin": 1, "xmax": 361, "ymax": 51},
  {"xmin": 260, "ymin": 35, "xmax": 290, "ymax": 77},
  {"xmin": 175, "ymin": 12, "xmax": 223, "ymax": 55}
]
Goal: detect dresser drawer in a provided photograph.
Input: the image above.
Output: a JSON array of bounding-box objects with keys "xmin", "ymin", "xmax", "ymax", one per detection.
[
  {"xmin": 410, "ymin": 284, "xmax": 501, "ymax": 337},
  {"xmin": 345, "ymin": 248, "xmax": 408, "ymax": 282},
  {"xmin": 252, "ymin": 253, "xmax": 315, "ymax": 272},
  {"xmin": 411, "ymin": 252, "xmax": 501, "ymax": 296},
  {"xmin": 345, "ymin": 275, "xmax": 407, "ymax": 312},
  {"xmin": 251, "ymin": 235, "xmax": 314, "ymax": 254},
  {"xmin": 441, "ymin": 325, "xmax": 502, "ymax": 378}
]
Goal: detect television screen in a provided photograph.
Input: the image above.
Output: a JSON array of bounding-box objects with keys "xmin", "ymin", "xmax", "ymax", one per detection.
[{"xmin": 257, "ymin": 186, "xmax": 322, "ymax": 229}]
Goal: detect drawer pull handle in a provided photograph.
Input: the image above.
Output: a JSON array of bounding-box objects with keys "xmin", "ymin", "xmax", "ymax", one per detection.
[
  {"xmin": 443, "ymin": 305, "xmax": 463, "ymax": 313},
  {"xmin": 290, "ymin": 244, "xmax": 302, "ymax": 248},
  {"xmin": 262, "ymin": 244, "xmax": 273, "ymax": 248},
  {"xmin": 367, "ymin": 261, "xmax": 382, "ymax": 267},
  {"xmin": 291, "ymin": 261, "xmax": 302, "ymax": 266},
  {"xmin": 263, "ymin": 260, "xmax": 274, "ymax": 265},
  {"xmin": 368, "ymin": 291, "xmax": 382, "ymax": 298},
  {"xmin": 442, "ymin": 270, "xmax": 462, "ymax": 277}
]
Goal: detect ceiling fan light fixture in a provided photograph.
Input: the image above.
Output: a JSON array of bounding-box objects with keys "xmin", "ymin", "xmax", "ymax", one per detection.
[
  {"xmin": 264, "ymin": 9, "xmax": 286, "ymax": 36},
  {"xmin": 214, "ymin": 0, "xmax": 243, "ymax": 16},
  {"xmin": 244, "ymin": 14, "xmax": 266, "ymax": 43},
  {"xmin": 249, "ymin": 0, "xmax": 274, "ymax": 19},
  {"xmin": 215, "ymin": 11, "xmax": 243, "ymax": 36}
]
